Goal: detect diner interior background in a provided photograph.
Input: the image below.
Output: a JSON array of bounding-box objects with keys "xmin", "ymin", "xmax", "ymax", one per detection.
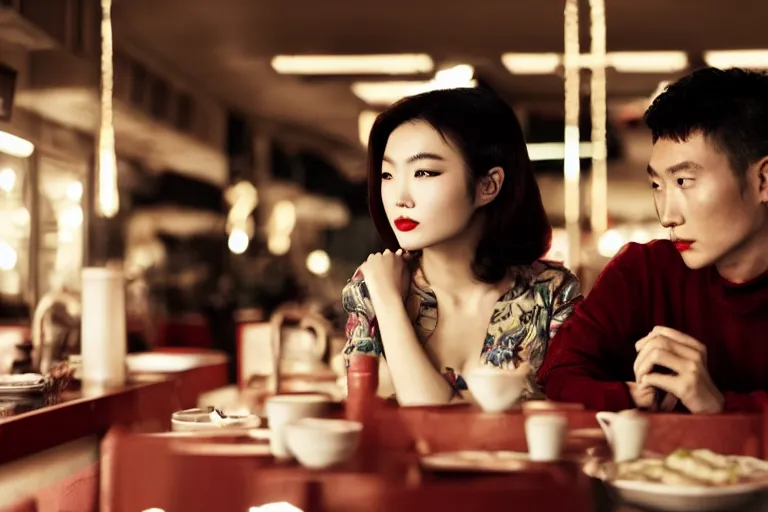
[{"xmin": 0, "ymin": 0, "xmax": 765, "ymax": 370}]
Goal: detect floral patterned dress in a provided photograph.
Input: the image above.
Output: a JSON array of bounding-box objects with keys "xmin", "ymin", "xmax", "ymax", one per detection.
[{"xmin": 341, "ymin": 260, "xmax": 582, "ymax": 399}]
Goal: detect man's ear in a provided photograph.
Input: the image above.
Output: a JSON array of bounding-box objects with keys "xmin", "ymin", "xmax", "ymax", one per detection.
[
  {"xmin": 757, "ymin": 157, "xmax": 768, "ymax": 203},
  {"xmin": 475, "ymin": 167, "xmax": 504, "ymax": 207}
]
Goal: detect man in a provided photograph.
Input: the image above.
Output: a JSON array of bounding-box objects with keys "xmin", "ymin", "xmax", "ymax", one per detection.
[{"xmin": 538, "ymin": 67, "xmax": 768, "ymax": 413}]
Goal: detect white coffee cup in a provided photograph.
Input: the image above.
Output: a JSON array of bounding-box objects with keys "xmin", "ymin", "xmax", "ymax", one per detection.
[
  {"xmin": 465, "ymin": 366, "xmax": 528, "ymax": 413},
  {"xmin": 524, "ymin": 413, "xmax": 568, "ymax": 461},
  {"xmin": 596, "ymin": 410, "xmax": 649, "ymax": 462},
  {"xmin": 265, "ymin": 394, "xmax": 330, "ymax": 459}
]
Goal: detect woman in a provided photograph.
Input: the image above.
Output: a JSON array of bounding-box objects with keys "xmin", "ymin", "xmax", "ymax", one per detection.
[{"xmin": 342, "ymin": 88, "xmax": 581, "ymax": 406}]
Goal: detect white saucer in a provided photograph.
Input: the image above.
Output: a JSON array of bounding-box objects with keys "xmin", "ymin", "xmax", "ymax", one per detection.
[{"xmin": 420, "ymin": 450, "xmax": 533, "ymax": 473}]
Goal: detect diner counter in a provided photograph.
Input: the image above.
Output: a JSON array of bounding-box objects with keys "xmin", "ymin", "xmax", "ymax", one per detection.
[
  {"xmin": 109, "ymin": 400, "xmax": 768, "ymax": 512},
  {"xmin": 0, "ymin": 350, "xmax": 229, "ymax": 510}
]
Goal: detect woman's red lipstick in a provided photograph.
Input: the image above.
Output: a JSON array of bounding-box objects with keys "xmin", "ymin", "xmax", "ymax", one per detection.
[
  {"xmin": 673, "ymin": 240, "xmax": 694, "ymax": 252},
  {"xmin": 394, "ymin": 217, "xmax": 419, "ymax": 232}
]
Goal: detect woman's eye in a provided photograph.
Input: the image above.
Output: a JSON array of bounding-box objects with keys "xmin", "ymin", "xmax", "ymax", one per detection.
[
  {"xmin": 414, "ymin": 170, "xmax": 439, "ymax": 178},
  {"xmin": 381, "ymin": 172, "xmax": 393, "ymax": 180}
]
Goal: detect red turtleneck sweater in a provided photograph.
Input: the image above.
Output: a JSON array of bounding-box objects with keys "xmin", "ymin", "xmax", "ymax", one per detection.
[{"xmin": 538, "ymin": 239, "xmax": 768, "ymax": 413}]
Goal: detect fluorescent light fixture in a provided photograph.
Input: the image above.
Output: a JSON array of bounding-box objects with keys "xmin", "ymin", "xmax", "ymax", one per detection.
[
  {"xmin": 433, "ymin": 64, "xmax": 475, "ymax": 86},
  {"xmin": 271, "ymin": 54, "xmax": 434, "ymax": 75},
  {"xmin": 704, "ymin": 49, "xmax": 768, "ymax": 69},
  {"xmin": 352, "ymin": 81, "xmax": 433, "ymax": 105},
  {"xmin": 501, "ymin": 51, "xmax": 688, "ymax": 75},
  {"xmin": 501, "ymin": 53, "xmax": 562, "ymax": 74},
  {"xmin": 606, "ymin": 51, "xmax": 688, "ymax": 73},
  {"xmin": 352, "ymin": 64, "xmax": 476, "ymax": 105},
  {"xmin": 0, "ymin": 130, "xmax": 34, "ymax": 158},
  {"xmin": 527, "ymin": 142, "xmax": 593, "ymax": 162}
]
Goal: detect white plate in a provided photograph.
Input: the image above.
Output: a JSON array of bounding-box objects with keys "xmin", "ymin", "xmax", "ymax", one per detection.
[
  {"xmin": 609, "ymin": 479, "xmax": 768, "ymax": 511},
  {"xmin": 170, "ymin": 441, "xmax": 272, "ymax": 457},
  {"xmin": 420, "ymin": 450, "xmax": 532, "ymax": 473},
  {"xmin": 149, "ymin": 428, "xmax": 270, "ymax": 440},
  {"xmin": 126, "ymin": 353, "xmax": 227, "ymax": 374},
  {"xmin": 0, "ymin": 373, "xmax": 46, "ymax": 393}
]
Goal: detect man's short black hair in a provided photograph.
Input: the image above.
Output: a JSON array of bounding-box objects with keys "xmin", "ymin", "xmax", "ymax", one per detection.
[{"xmin": 644, "ymin": 67, "xmax": 768, "ymax": 178}]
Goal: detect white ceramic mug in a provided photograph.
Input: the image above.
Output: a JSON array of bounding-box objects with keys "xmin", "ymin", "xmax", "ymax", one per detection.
[
  {"xmin": 596, "ymin": 410, "xmax": 649, "ymax": 462},
  {"xmin": 265, "ymin": 394, "xmax": 330, "ymax": 459},
  {"xmin": 524, "ymin": 413, "xmax": 568, "ymax": 461}
]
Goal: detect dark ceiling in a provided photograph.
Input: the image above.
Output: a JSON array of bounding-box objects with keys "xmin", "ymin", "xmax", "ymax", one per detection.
[{"xmin": 114, "ymin": 0, "xmax": 767, "ymax": 149}]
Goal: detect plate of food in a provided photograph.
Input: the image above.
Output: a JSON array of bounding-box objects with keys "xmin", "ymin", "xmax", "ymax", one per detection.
[
  {"xmin": 420, "ymin": 450, "xmax": 533, "ymax": 473},
  {"xmin": 589, "ymin": 449, "xmax": 768, "ymax": 511}
]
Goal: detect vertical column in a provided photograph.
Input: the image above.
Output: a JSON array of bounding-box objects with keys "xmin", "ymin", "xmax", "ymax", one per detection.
[
  {"xmin": 95, "ymin": 0, "xmax": 118, "ymax": 220},
  {"xmin": 589, "ymin": 0, "xmax": 608, "ymax": 237},
  {"xmin": 81, "ymin": 0, "xmax": 126, "ymax": 390},
  {"xmin": 27, "ymin": 151, "xmax": 40, "ymax": 307},
  {"xmin": 563, "ymin": 0, "xmax": 581, "ymax": 270},
  {"xmin": 83, "ymin": 149, "xmax": 97, "ymax": 266},
  {"xmin": 252, "ymin": 131, "xmax": 271, "ymax": 230}
]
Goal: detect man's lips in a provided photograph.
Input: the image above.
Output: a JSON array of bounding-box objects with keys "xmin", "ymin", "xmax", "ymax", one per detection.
[
  {"xmin": 394, "ymin": 218, "xmax": 419, "ymax": 232},
  {"xmin": 673, "ymin": 240, "xmax": 694, "ymax": 252}
]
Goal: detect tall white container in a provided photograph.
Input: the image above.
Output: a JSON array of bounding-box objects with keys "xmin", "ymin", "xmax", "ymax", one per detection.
[{"xmin": 80, "ymin": 267, "xmax": 126, "ymax": 386}]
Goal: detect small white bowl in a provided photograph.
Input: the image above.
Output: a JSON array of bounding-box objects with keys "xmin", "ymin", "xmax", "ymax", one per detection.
[
  {"xmin": 464, "ymin": 367, "xmax": 527, "ymax": 413},
  {"xmin": 284, "ymin": 418, "xmax": 362, "ymax": 469},
  {"xmin": 265, "ymin": 394, "xmax": 332, "ymax": 459}
]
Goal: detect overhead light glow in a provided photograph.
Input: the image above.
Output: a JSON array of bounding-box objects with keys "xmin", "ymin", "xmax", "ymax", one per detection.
[
  {"xmin": 358, "ymin": 110, "xmax": 379, "ymax": 147},
  {"xmin": 607, "ymin": 51, "xmax": 688, "ymax": 73},
  {"xmin": 501, "ymin": 53, "xmax": 561, "ymax": 74},
  {"xmin": 0, "ymin": 168, "xmax": 16, "ymax": 192},
  {"xmin": 271, "ymin": 54, "xmax": 434, "ymax": 75},
  {"xmin": 704, "ymin": 49, "xmax": 768, "ymax": 69},
  {"xmin": 306, "ymin": 250, "xmax": 331, "ymax": 276},
  {"xmin": 527, "ymin": 142, "xmax": 593, "ymax": 162},
  {"xmin": 267, "ymin": 234, "xmax": 291, "ymax": 255},
  {"xmin": 352, "ymin": 64, "xmax": 476, "ymax": 105},
  {"xmin": 228, "ymin": 228, "xmax": 250, "ymax": 254},
  {"xmin": 598, "ymin": 229, "xmax": 627, "ymax": 258},
  {"xmin": 0, "ymin": 131, "xmax": 34, "ymax": 158},
  {"xmin": 0, "ymin": 240, "xmax": 17, "ymax": 270},
  {"xmin": 500, "ymin": 51, "xmax": 688, "ymax": 75}
]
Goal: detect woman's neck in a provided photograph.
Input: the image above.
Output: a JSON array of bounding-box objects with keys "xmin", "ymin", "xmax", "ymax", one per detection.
[
  {"xmin": 420, "ymin": 244, "xmax": 476, "ymax": 293},
  {"xmin": 419, "ymin": 219, "xmax": 502, "ymax": 301}
]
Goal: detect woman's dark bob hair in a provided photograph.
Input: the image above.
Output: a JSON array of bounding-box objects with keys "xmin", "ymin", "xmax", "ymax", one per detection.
[{"xmin": 367, "ymin": 87, "xmax": 552, "ymax": 284}]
